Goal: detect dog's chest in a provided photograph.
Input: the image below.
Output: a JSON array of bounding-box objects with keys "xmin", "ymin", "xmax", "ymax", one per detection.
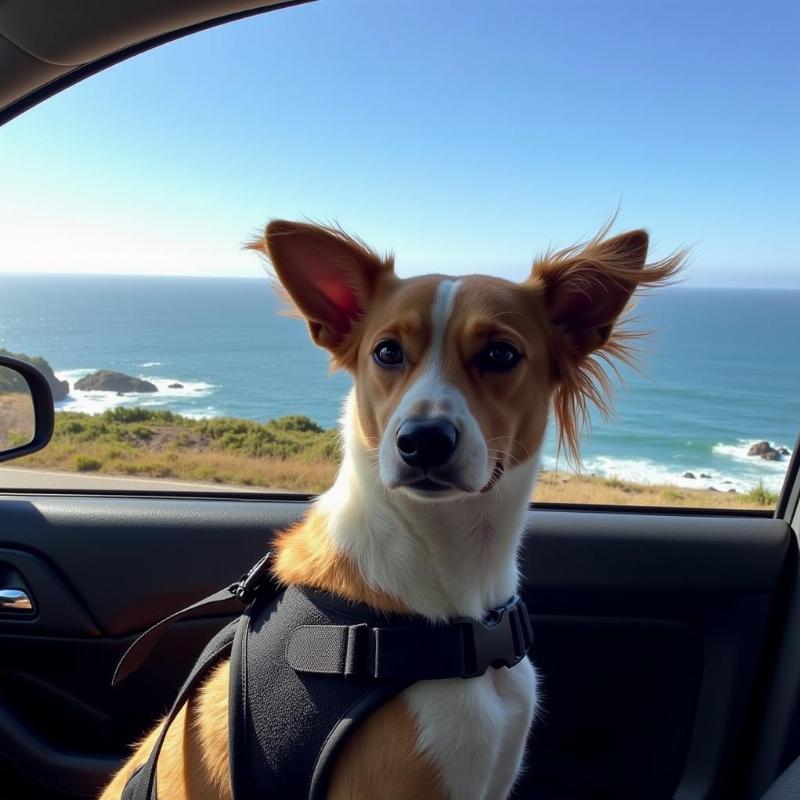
[{"xmin": 404, "ymin": 658, "xmax": 538, "ymax": 800}]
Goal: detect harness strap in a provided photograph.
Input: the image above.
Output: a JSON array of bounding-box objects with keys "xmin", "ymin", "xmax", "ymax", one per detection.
[
  {"xmin": 114, "ymin": 553, "xmax": 273, "ymax": 686},
  {"xmin": 121, "ymin": 619, "xmax": 239, "ymax": 800},
  {"xmin": 287, "ymin": 596, "xmax": 533, "ymax": 680}
]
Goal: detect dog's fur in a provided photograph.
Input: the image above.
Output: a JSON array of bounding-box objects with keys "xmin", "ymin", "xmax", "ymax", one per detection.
[{"xmin": 101, "ymin": 221, "xmax": 684, "ymax": 800}]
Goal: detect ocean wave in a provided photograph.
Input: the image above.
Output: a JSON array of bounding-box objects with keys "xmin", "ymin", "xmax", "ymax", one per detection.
[
  {"xmin": 56, "ymin": 367, "xmax": 96, "ymax": 382},
  {"xmin": 54, "ymin": 369, "xmax": 216, "ymax": 416},
  {"xmin": 713, "ymin": 439, "xmax": 793, "ymax": 468},
  {"xmin": 542, "ymin": 452, "xmax": 787, "ymax": 494},
  {"xmin": 140, "ymin": 361, "xmax": 162, "ymax": 368},
  {"xmin": 181, "ymin": 408, "xmax": 221, "ymax": 420},
  {"xmin": 142, "ymin": 376, "xmax": 215, "ymax": 395}
]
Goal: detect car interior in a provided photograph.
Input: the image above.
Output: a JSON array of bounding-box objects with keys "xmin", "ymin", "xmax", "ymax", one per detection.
[{"xmin": 1, "ymin": 2, "xmax": 799, "ymax": 799}]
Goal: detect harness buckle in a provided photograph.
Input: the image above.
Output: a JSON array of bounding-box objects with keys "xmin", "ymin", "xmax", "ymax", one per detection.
[
  {"xmin": 229, "ymin": 551, "xmax": 274, "ymax": 604},
  {"xmin": 460, "ymin": 596, "xmax": 533, "ymax": 678}
]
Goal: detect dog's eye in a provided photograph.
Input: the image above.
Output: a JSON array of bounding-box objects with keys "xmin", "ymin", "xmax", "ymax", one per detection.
[
  {"xmin": 477, "ymin": 342, "xmax": 522, "ymax": 372},
  {"xmin": 373, "ymin": 339, "xmax": 404, "ymax": 367}
]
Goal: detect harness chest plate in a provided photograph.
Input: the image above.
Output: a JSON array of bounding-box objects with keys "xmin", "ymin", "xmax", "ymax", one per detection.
[{"xmin": 118, "ymin": 557, "xmax": 533, "ymax": 800}]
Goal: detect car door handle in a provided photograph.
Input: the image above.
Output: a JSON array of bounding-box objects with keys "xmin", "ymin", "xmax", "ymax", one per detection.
[{"xmin": 0, "ymin": 588, "xmax": 34, "ymax": 613}]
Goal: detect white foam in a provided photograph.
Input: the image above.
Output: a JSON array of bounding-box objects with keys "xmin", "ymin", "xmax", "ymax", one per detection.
[
  {"xmin": 713, "ymin": 439, "xmax": 793, "ymax": 467},
  {"xmin": 141, "ymin": 376, "xmax": 215, "ymax": 396},
  {"xmin": 180, "ymin": 408, "xmax": 219, "ymax": 420},
  {"xmin": 542, "ymin": 451, "xmax": 787, "ymax": 494},
  {"xmin": 54, "ymin": 369, "xmax": 216, "ymax": 416},
  {"xmin": 56, "ymin": 367, "xmax": 96, "ymax": 383},
  {"xmin": 140, "ymin": 361, "xmax": 162, "ymax": 368}
]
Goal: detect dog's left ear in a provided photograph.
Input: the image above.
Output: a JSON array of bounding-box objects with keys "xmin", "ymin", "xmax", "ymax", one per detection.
[
  {"xmin": 530, "ymin": 227, "xmax": 685, "ymax": 464},
  {"xmin": 249, "ymin": 221, "xmax": 392, "ymax": 366},
  {"xmin": 532, "ymin": 229, "xmax": 651, "ymax": 357}
]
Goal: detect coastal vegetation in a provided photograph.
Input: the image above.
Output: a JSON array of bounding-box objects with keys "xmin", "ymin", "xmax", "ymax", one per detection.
[
  {"xmin": 6, "ymin": 407, "xmax": 778, "ymax": 509},
  {"xmin": 13, "ymin": 407, "xmax": 339, "ymax": 491}
]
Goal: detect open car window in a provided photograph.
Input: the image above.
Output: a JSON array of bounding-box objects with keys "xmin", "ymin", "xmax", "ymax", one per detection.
[{"xmin": 0, "ymin": 0, "xmax": 796, "ymax": 510}]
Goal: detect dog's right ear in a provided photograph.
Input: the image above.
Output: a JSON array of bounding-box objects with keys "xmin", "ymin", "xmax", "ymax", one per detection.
[{"xmin": 249, "ymin": 221, "xmax": 393, "ymax": 365}]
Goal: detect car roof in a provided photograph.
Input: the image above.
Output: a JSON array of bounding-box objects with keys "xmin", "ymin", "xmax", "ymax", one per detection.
[{"xmin": 0, "ymin": 0, "xmax": 309, "ymax": 125}]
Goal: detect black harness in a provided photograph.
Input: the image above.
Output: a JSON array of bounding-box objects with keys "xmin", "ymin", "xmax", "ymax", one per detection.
[{"xmin": 115, "ymin": 553, "xmax": 534, "ymax": 800}]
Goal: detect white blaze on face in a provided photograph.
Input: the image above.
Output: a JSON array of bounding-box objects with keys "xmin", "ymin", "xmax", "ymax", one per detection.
[{"xmin": 378, "ymin": 279, "xmax": 491, "ymax": 496}]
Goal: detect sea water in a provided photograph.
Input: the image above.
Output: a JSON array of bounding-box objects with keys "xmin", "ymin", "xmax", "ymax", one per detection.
[{"xmin": 0, "ymin": 274, "xmax": 796, "ymax": 493}]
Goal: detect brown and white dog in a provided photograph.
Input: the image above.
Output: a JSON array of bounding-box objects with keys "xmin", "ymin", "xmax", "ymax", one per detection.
[{"xmin": 102, "ymin": 221, "xmax": 683, "ymax": 800}]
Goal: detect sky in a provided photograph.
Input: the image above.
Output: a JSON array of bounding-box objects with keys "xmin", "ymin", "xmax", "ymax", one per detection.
[{"xmin": 1, "ymin": 0, "xmax": 798, "ymax": 288}]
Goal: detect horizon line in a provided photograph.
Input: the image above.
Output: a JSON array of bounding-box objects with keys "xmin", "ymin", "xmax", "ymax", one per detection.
[{"xmin": 1, "ymin": 270, "xmax": 798, "ymax": 292}]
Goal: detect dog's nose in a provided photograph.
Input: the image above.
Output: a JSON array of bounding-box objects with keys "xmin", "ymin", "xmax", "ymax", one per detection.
[{"xmin": 396, "ymin": 418, "xmax": 459, "ymax": 470}]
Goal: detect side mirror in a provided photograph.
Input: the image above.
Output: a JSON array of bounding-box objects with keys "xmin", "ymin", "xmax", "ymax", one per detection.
[{"xmin": 0, "ymin": 354, "xmax": 55, "ymax": 464}]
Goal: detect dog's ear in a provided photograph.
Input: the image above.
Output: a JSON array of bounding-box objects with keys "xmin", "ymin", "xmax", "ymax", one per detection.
[
  {"xmin": 250, "ymin": 221, "xmax": 392, "ymax": 363},
  {"xmin": 534, "ymin": 229, "xmax": 651, "ymax": 357},
  {"xmin": 530, "ymin": 227, "xmax": 685, "ymax": 463}
]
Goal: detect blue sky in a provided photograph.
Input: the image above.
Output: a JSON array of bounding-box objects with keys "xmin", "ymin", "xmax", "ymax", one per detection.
[{"xmin": 1, "ymin": 0, "xmax": 798, "ymax": 288}]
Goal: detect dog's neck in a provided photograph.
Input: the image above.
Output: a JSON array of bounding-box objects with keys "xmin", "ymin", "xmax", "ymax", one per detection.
[{"xmin": 307, "ymin": 392, "xmax": 541, "ymax": 621}]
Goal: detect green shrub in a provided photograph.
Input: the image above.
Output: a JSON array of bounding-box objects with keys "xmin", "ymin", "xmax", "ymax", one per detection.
[
  {"xmin": 747, "ymin": 481, "xmax": 778, "ymax": 507},
  {"xmin": 315, "ymin": 433, "xmax": 342, "ymax": 462},
  {"xmin": 130, "ymin": 425, "xmax": 153, "ymax": 441},
  {"xmin": 74, "ymin": 455, "xmax": 103, "ymax": 472},
  {"xmin": 62, "ymin": 420, "xmax": 85, "ymax": 434},
  {"xmin": 105, "ymin": 407, "xmax": 178, "ymax": 424},
  {"xmin": 273, "ymin": 415, "xmax": 324, "ymax": 433}
]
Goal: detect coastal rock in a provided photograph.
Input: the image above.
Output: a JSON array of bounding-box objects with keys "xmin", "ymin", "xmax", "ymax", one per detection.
[
  {"xmin": 728, "ymin": 488, "xmax": 737, "ymax": 493},
  {"xmin": 748, "ymin": 441, "xmax": 784, "ymax": 461},
  {"xmin": 700, "ymin": 473, "xmax": 712, "ymax": 478},
  {"xmin": 708, "ymin": 487, "xmax": 719, "ymax": 492},
  {"xmin": 0, "ymin": 348, "xmax": 69, "ymax": 400},
  {"xmin": 168, "ymin": 382, "xmax": 184, "ymax": 389},
  {"xmin": 75, "ymin": 370, "xmax": 157, "ymax": 393},
  {"xmin": 683, "ymin": 472, "xmax": 696, "ymax": 479}
]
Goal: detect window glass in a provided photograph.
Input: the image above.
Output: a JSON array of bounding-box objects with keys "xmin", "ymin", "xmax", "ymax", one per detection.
[{"xmin": 1, "ymin": 0, "xmax": 796, "ymax": 508}]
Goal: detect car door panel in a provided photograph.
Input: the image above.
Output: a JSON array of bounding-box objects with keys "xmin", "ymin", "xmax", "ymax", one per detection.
[{"xmin": 0, "ymin": 494, "xmax": 792, "ymax": 799}]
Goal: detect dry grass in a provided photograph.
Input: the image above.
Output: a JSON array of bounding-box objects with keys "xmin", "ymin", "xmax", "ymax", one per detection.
[
  {"xmin": 0, "ymin": 392, "xmax": 34, "ymax": 451},
  {"xmin": 18, "ymin": 441, "xmax": 339, "ymax": 492},
  {"xmin": 533, "ymin": 470, "xmax": 770, "ymax": 510},
  {"xmin": 5, "ymin": 408, "xmax": 776, "ymax": 509},
  {"xmin": 13, "ymin": 450, "xmax": 772, "ymax": 509}
]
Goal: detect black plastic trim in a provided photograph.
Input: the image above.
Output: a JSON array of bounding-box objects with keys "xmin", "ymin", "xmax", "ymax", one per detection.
[
  {"xmin": 776, "ymin": 433, "xmax": 800, "ymax": 522},
  {"xmin": 0, "ymin": 487, "xmax": 776, "ymax": 519}
]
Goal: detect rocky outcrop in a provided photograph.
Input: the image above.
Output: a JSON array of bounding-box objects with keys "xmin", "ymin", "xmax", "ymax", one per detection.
[
  {"xmin": 74, "ymin": 370, "xmax": 157, "ymax": 393},
  {"xmin": 168, "ymin": 382, "xmax": 184, "ymax": 389},
  {"xmin": 748, "ymin": 441, "xmax": 788, "ymax": 461},
  {"xmin": 683, "ymin": 472, "xmax": 696, "ymax": 479},
  {"xmin": 0, "ymin": 348, "xmax": 69, "ymax": 400}
]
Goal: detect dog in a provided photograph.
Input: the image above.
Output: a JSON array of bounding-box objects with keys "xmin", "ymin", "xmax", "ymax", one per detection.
[{"xmin": 101, "ymin": 220, "xmax": 683, "ymax": 799}]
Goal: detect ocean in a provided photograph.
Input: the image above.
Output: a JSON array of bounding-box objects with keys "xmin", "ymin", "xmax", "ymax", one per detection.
[{"xmin": 0, "ymin": 274, "xmax": 796, "ymax": 494}]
